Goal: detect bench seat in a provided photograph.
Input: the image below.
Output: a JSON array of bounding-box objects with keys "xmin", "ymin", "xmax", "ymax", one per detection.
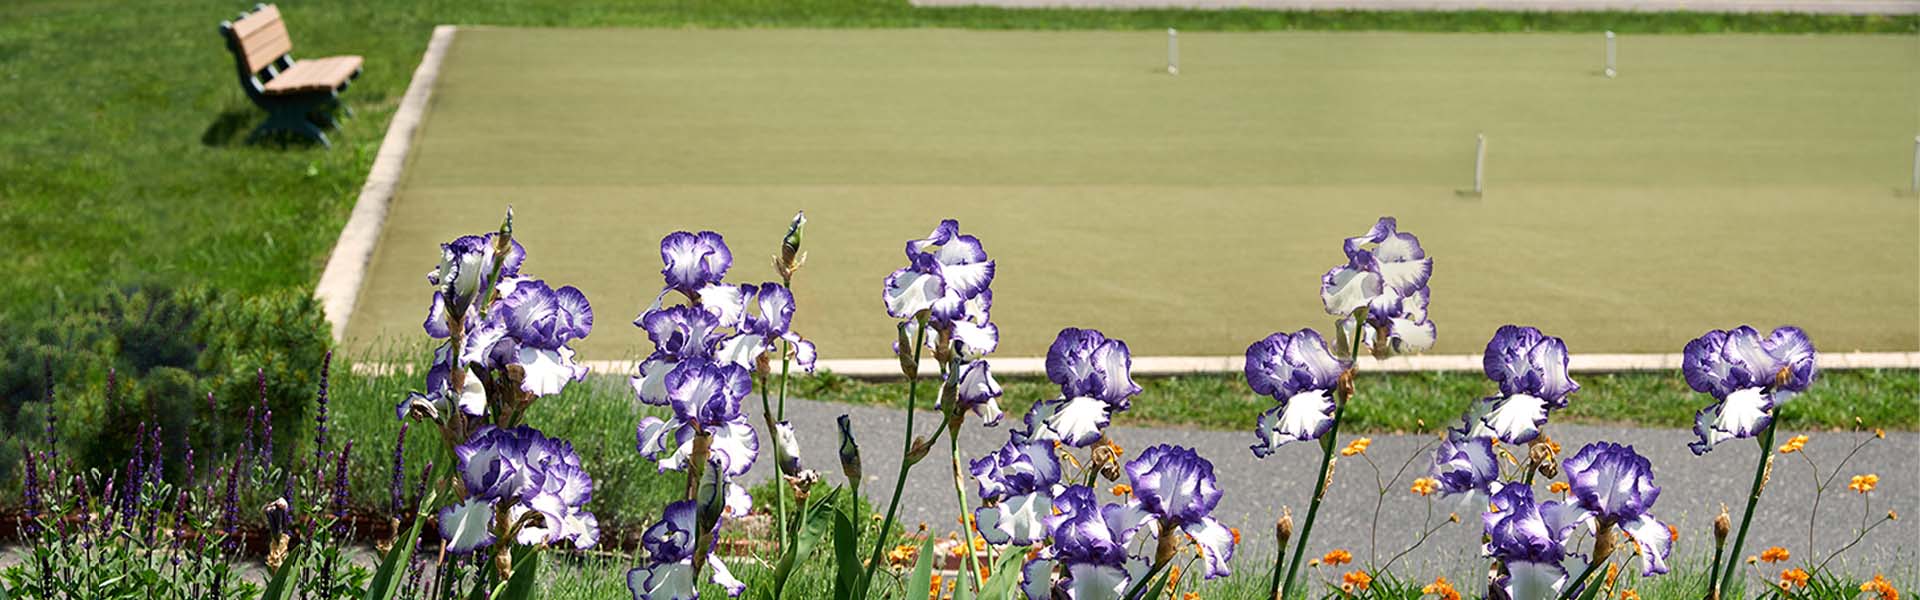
[{"xmin": 261, "ymin": 55, "xmax": 363, "ymax": 95}]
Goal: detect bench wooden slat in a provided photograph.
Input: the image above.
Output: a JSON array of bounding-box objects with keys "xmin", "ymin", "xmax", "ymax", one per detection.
[
  {"xmin": 261, "ymin": 55, "xmax": 362, "ymax": 95},
  {"xmin": 231, "ymin": 4, "xmax": 291, "ymax": 72}
]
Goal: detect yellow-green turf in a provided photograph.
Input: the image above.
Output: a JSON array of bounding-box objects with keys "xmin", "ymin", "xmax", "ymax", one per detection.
[{"xmin": 345, "ymin": 28, "xmax": 1920, "ymax": 360}]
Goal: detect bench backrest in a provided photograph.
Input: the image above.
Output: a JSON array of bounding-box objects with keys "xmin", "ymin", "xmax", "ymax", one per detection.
[{"xmin": 222, "ymin": 4, "xmax": 293, "ymax": 75}]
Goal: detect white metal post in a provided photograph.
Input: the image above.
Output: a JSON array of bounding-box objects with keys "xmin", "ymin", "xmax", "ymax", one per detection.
[
  {"xmin": 1605, "ymin": 31, "xmax": 1617, "ymax": 78},
  {"xmin": 1168, "ymin": 28, "xmax": 1179, "ymax": 76},
  {"xmin": 1474, "ymin": 134, "xmax": 1487, "ymax": 195}
]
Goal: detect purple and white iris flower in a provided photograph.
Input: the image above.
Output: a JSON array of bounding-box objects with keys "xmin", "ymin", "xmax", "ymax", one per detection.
[
  {"xmin": 882, "ymin": 219, "xmax": 995, "ymax": 327},
  {"xmin": 438, "ymin": 425, "xmax": 599, "ymax": 554},
  {"xmin": 635, "ymin": 361, "xmax": 761, "ymax": 481},
  {"xmin": 406, "ymin": 229, "xmax": 594, "ymax": 426},
  {"xmin": 970, "ymin": 439, "xmax": 1064, "ymax": 545},
  {"xmin": 1430, "ymin": 435, "xmax": 1501, "ymax": 500},
  {"xmin": 1244, "ymin": 329, "xmax": 1347, "ymax": 457},
  {"xmin": 1482, "ymin": 484, "xmax": 1584, "ymax": 600},
  {"xmin": 1682, "ymin": 326, "xmax": 1816, "ymax": 455},
  {"xmin": 626, "ymin": 500, "xmax": 746, "ymax": 600},
  {"xmin": 1562, "ymin": 442, "xmax": 1672, "ymax": 576},
  {"xmin": 461, "ymin": 277, "xmax": 595, "ymax": 397},
  {"xmin": 425, "ymin": 233, "xmax": 524, "ymax": 318},
  {"xmin": 659, "ymin": 231, "xmax": 732, "ymax": 294},
  {"xmin": 1321, "ymin": 217, "xmax": 1436, "ymax": 357},
  {"xmin": 1456, "ymin": 326, "xmax": 1579, "ymax": 445},
  {"xmin": 883, "ymin": 220, "xmax": 1005, "ymax": 424},
  {"xmin": 1021, "ymin": 485, "xmax": 1152, "ymax": 600},
  {"xmin": 1124, "ymin": 445, "xmax": 1237, "ymax": 578},
  {"xmin": 1019, "ymin": 328, "xmax": 1142, "ymax": 447},
  {"xmin": 398, "ymin": 344, "xmax": 485, "ymax": 422},
  {"xmin": 633, "ymin": 232, "xmax": 817, "ymax": 407}
]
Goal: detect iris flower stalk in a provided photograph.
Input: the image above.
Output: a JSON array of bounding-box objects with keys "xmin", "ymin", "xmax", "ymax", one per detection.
[
  {"xmin": 1275, "ymin": 309, "xmax": 1364, "ymax": 600},
  {"xmin": 855, "ymin": 316, "xmax": 947, "ymax": 597},
  {"xmin": 1679, "ymin": 326, "xmax": 1816, "ymax": 600}
]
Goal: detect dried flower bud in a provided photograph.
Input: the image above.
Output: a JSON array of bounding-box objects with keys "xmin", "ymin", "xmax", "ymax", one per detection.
[
  {"xmin": 1714, "ymin": 505, "xmax": 1732, "ymax": 544},
  {"xmin": 1276, "ymin": 507, "xmax": 1294, "ymax": 548},
  {"xmin": 895, "ymin": 322, "xmax": 919, "ymax": 377},
  {"xmin": 907, "ymin": 435, "xmax": 935, "ymax": 464}
]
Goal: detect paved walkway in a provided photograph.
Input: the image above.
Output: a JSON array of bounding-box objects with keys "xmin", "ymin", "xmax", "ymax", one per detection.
[
  {"xmin": 753, "ymin": 396, "xmax": 1918, "ymax": 580},
  {"xmin": 910, "ymin": 0, "xmax": 1920, "ymax": 14}
]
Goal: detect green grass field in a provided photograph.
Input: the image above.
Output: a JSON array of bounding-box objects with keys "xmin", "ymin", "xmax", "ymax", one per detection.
[{"xmin": 345, "ymin": 28, "xmax": 1920, "ymax": 360}]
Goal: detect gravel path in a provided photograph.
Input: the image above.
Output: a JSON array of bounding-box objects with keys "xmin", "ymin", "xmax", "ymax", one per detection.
[
  {"xmin": 908, "ymin": 0, "xmax": 1920, "ymax": 14},
  {"xmin": 751, "ymin": 396, "xmax": 1918, "ymax": 579}
]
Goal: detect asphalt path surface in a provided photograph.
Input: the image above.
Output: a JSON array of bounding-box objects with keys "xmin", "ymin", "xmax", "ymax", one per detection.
[{"xmin": 748, "ymin": 396, "xmax": 1917, "ymax": 580}]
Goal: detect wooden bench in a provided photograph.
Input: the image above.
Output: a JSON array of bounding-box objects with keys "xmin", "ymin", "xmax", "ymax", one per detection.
[{"xmin": 219, "ymin": 4, "xmax": 362, "ymax": 147}]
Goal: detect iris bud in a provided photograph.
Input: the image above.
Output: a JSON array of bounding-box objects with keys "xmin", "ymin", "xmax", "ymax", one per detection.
[{"xmin": 836, "ymin": 415, "xmax": 863, "ymax": 484}]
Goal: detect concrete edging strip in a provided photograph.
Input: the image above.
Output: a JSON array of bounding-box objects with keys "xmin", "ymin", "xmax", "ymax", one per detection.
[
  {"xmin": 344, "ymin": 351, "xmax": 1912, "ymax": 379},
  {"xmin": 314, "ymin": 25, "xmax": 458, "ymax": 342}
]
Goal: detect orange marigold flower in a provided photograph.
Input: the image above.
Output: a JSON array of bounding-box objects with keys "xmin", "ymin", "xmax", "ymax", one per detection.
[
  {"xmin": 1779, "ymin": 568, "xmax": 1810, "ymax": 589},
  {"xmin": 1548, "ymin": 481, "xmax": 1570, "ymax": 494},
  {"xmin": 1423, "ymin": 576, "xmax": 1461, "ymax": 600},
  {"xmin": 1760, "ymin": 547, "xmax": 1791, "ymax": 563},
  {"xmin": 1850, "ymin": 474, "xmax": 1880, "ymax": 494},
  {"xmin": 1321, "ymin": 549, "xmax": 1353, "ymax": 566},
  {"xmin": 1340, "ymin": 438, "xmax": 1372, "ymax": 456},
  {"xmin": 1875, "ymin": 428, "xmax": 1886, "ymax": 439},
  {"xmin": 1411, "ymin": 478, "xmax": 1441, "ymax": 496},
  {"xmin": 1111, "ymin": 484, "xmax": 1133, "ymax": 497},
  {"xmin": 887, "ymin": 543, "xmax": 919, "ymax": 567},
  {"xmin": 1778, "ymin": 435, "xmax": 1809, "ymax": 454},
  {"xmin": 1183, "ymin": 594, "xmax": 1200, "ymax": 600},
  {"xmin": 1343, "ymin": 570, "xmax": 1373, "ymax": 591},
  {"xmin": 1230, "ymin": 527, "xmax": 1241, "ymax": 545},
  {"xmin": 1620, "ymin": 590, "xmax": 1640, "ymax": 600},
  {"xmin": 1861, "ymin": 574, "xmax": 1899, "ymax": 600},
  {"xmin": 929, "ymin": 574, "xmax": 943, "ymax": 597}
]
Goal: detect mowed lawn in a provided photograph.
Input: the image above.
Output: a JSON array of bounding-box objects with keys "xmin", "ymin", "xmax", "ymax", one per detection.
[{"xmin": 345, "ymin": 29, "xmax": 1920, "ymax": 360}]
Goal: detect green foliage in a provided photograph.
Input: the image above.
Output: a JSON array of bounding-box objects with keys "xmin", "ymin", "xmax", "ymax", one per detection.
[
  {"xmin": 0, "ymin": 284, "xmax": 330, "ymax": 485},
  {"xmin": 802, "ymin": 369, "xmax": 1920, "ymax": 434}
]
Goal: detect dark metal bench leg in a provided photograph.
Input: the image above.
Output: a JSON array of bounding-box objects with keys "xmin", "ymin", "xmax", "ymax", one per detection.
[{"xmin": 248, "ymin": 103, "xmax": 330, "ymax": 148}]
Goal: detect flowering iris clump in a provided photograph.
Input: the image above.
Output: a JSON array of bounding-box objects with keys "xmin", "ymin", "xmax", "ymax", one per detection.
[
  {"xmin": 1021, "ymin": 485, "xmax": 1150, "ymax": 600},
  {"xmin": 1482, "ymin": 484, "xmax": 1583, "ymax": 600},
  {"xmin": 1562, "ymin": 442, "xmax": 1672, "ymax": 576},
  {"xmin": 404, "ymin": 219, "xmax": 596, "ymax": 431},
  {"xmin": 627, "ymin": 499, "xmax": 745, "ymax": 600},
  {"xmin": 1321, "ymin": 217, "xmax": 1436, "ymax": 358},
  {"xmin": 438, "ymin": 425, "xmax": 598, "ymax": 553},
  {"xmin": 1460, "ymin": 325, "xmax": 1580, "ymax": 445},
  {"xmin": 1243, "ymin": 329, "xmax": 1346, "ymax": 456},
  {"xmin": 970, "ymin": 439, "xmax": 1064, "ymax": 545},
  {"xmin": 1020, "ymin": 328, "xmax": 1142, "ymax": 447},
  {"xmin": 1682, "ymin": 325, "xmax": 1815, "ymax": 455},
  {"xmin": 631, "ymin": 231, "xmax": 817, "ymax": 406},
  {"xmin": 1021, "ymin": 445, "xmax": 1238, "ymax": 599},
  {"xmin": 883, "ymin": 219, "xmax": 1004, "ymax": 422}
]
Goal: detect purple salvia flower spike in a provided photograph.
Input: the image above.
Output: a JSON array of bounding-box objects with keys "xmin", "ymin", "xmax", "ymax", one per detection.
[{"xmin": 391, "ymin": 423, "xmax": 410, "ymax": 517}]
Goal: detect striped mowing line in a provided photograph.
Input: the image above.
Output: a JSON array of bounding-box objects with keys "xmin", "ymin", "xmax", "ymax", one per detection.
[
  {"xmin": 351, "ymin": 351, "xmax": 1918, "ymax": 380},
  {"xmin": 314, "ymin": 25, "xmax": 458, "ymax": 343}
]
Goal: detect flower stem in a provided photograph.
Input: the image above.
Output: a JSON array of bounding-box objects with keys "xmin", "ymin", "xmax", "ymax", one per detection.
[
  {"xmin": 1277, "ymin": 311, "xmax": 1367, "ymax": 600},
  {"xmin": 857, "ymin": 319, "xmax": 930, "ymax": 598},
  {"xmin": 759, "ymin": 380, "xmax": 790, "ymax": 553},
  {"xmin": 1716, "ymin": 421, "xmax": 1778, "ymax": 599},
  {"xmin": 949, "ymin": 419, "xmax": 984, "ymax": 596}
]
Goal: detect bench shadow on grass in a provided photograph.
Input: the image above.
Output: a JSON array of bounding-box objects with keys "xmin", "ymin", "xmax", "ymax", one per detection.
[{"xmin": 200, "ymin": 107, "xmax": 334, "ymax": 150}]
